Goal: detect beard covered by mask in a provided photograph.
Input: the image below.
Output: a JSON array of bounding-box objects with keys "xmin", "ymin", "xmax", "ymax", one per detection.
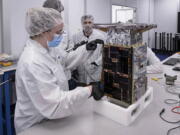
[
  {"xmin": 83, "ymin": 25, "xmax": 93, "ymax": 35},
  {"xmin": 82, "ymin": 19, "xmax": 94, "ymax": 37}
]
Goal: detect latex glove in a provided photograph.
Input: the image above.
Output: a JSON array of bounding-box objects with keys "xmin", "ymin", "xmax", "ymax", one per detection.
[{"xmin": 90, "ymin": 82, "xmax": 104, "ymax": 100}]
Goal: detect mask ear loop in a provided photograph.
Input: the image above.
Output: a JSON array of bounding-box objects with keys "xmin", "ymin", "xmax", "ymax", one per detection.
[
  {"xmin": 41, "ymin": 31, "xmax": 52, "ymax": 49},
  {"xmin": 44, "ymin": 30, "xmax": 53, "ymax": 41}
]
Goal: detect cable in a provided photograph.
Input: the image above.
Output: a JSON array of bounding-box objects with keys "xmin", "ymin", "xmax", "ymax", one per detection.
[
  {"xmin": 0, "ymin": 79, "xmax": 12, "ymax": 86},
  {"xmin": 164, "ymin": 95, "xmax": 180, "ymax": 115},
  {"xmin": 0, "ymin": 74, "xmax": 15, "ymax": 86},
  {"xmin": 167, "ymin": 125, "xmax": 180, "ymax": 135},
  {"xmin": 160, "ymin": 109, "xmax": 180, "ymax": 135},
  {"xmin": 171, "ymin": 106, "xmax": 180, "ymax": 114},
  {"xmin": 159, "ymin": 108, "xmax": 180, "ymax": 124},
  {"xmin": 166, "ymin": 85, "xmax": 180, "ymax": 95},
  {"xmin": 164, "ymin": 99, "xmax": 180, "ymax": 105},
  {"xmin": 161, "ymin": 91, "xmax": 180, "ymax": 135},
  {"xmin": 164, "ymin": 94, "xmax": 180, "ymax": 106}
]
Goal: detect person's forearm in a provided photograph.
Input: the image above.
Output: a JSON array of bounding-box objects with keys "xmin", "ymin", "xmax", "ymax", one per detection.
[{"xmin": 65, "ymin": 46, "xmax": 92, "ymax": 70}]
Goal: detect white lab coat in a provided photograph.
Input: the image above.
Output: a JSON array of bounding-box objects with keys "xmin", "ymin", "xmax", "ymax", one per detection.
[
  {"xmin": 14, "ymin": 39, "xmax": 91, "ymax": 134},
  {"xmin": 49, "ymin": 31, "xmax": 92, "ymax": 80},
  {"xmin": 72, "ymin": 29, "xmax": 105, "ymax": 84},
  {"xmin": 147, "ymin": 47, "xmax": 163, "ymax": 74}
]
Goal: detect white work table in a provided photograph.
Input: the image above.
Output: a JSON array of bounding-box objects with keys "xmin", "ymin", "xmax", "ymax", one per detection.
[
  {"xmin": 0, "ymin": 64, "xmax": 17, "ymax": 74},
  {"xmin": 19, "ymin": 54, "xmax": 180, "ymax": 135},
  {"xmin": 161, "ymin": 53, "xmax": 180, "ymax": 77}
]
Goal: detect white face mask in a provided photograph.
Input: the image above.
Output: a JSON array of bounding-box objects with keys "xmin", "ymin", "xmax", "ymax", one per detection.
[
  {"xmin": 82, "ymin": 19, "xmax": 94, "ymax": 36},
  {"xmin": 83, "ymin": 25, "xmax": 93, "ymax": 35}
]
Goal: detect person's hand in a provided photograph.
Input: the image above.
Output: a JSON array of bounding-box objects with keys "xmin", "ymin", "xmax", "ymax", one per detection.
[
  {"xmin": 94, "ymin": 39, "xmax": 104, "ymax": 45},
  {"xmin": 91, "ymin": 62, "xmax": 98, "ymax": 67},
  {"xmin": 86, "ymin": 40, "xmax": 97, "ymax": 51},
  {"xmin": 90, "ymin": 82, "xmax": 104, "ymax": 100},
  {"xmin": 76, "ymin": 82, "xmax": 88, "ymax": 87},
  {"xmin": 86, "ymin": 39, "xmax": 104, "ymax": 51},
  {"xmin": 73, "ymin": 41, "xmax": 88, "ymax": 50}
]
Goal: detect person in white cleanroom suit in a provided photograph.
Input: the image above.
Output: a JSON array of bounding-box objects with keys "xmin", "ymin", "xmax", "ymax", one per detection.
[
  {"xmin": 43, "ymin": 0, "xmax": 99, "ymax": 89},
  {"xmin": 43, "ymin": 0, "xmax": 161, "ymax": 76},
  {"xmin": 72, "ymin": 15, "xmax": 105, "ymax": 84},
  {"xmin": 43, "ymin": 0, "xmax": 68, "ymax": 50},
  {"xmin": 14, "ymin": 8, "xmax": 104, "ymax": 134},
  {"xmin": 147, "ymin": 47, "xmax": 163, "ymax": 74}
]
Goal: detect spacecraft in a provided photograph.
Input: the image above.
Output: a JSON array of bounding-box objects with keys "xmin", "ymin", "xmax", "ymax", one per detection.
[{"xmin": 95, "ymin": 23, "xmax": 157, "ymax": 107}]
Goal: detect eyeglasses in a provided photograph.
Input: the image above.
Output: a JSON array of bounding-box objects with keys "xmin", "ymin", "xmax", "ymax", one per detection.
[
  {"xmin": 83, "ymin": 21, "xmax": 93, "ymax": 25},
  {"xmin": 45, "ymin": 28, "xmax": 64, "ymax": 36},
  {"xmin": 56, "ymin": 29, "xmax": 64, "ymax": 35}
]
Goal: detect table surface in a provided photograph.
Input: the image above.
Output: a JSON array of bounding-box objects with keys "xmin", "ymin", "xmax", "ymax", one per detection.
[
  {"xmin": 0, "ymin": 64, "xmax": 16, "ymax": 74},
  {"xmin": 19, "ymin": 54, "xmax": 180, "ymax": 135}
]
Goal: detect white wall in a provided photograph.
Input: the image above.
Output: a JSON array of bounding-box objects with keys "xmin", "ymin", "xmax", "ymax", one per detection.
[
  {"xmin": 154, "ymin": 0, "xmax": 179, "ymax": 33},
  {"xmin": 2, "ymin": 0, "xmax": 84, "ymax": 56},
  {"xmin": 86, "ymin": 0, "xmax": 111, "ymax": 23},
  {"xmin": 3, "ymin": 0, "xmax": 69, "ymax": 57},
  {"xmin": 136, "ymin": 0, "xmax": 155, "ymax": 48},
  {"xmin": 111, "ymin": 0, "xmax": 137, "ymax": 8},
  {"xmin": 3, "ymin": 0, "xmax": 177, "ymax": 56},
  {"xmin": 149, "ymin": 0, "xmax": 155, "ymax": 48},
  {"xmin": 2, "ymin": 0, "xmax": 12, "ymax": 54},
  {"xmin": 85, "ymin": 0, "xmax": 139, "ymax": 24},
  {"xmin": 67, "ymin": 0, "xmax": 85, "ymax": 37},
  {"xmin": 3, "ymin": 0, "xmax": 46, "ymax": 57}
]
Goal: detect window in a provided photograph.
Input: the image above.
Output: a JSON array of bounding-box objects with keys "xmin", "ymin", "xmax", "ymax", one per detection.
[{"xmin": 112, "ymin": 5, "xmax": 136, "ymax": 23}]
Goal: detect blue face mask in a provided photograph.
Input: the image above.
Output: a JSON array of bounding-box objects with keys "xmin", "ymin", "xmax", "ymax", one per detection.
[{"xmin": 48, "ymin": 34, "xmax": 63, "ymax": 47}]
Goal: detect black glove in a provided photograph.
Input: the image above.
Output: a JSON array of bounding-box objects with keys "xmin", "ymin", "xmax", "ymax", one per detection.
[
  {"xmin": 73, "ymin": 40, "xmax": 88, "ymax": 51},
  {"xmin": 9, "ymin": 74, "xmax": 15, "ymax": 82},
  {"xmin": 90, "ymin": 82, "xmax": 104, "ymax": 100},
  {"xmin": 76, "ymin": 82, "xmax": 88, "ymax": 87},
  {"xmin": 91, "ymin": 62, "xmax": 98, "ymax": 67},
  {"xmin": 86, "ymin": 40, "xmax": 97, "ymax": 51},
  {"xmin": 72, "ymin": 69, "xmax": 79, "ymax": 81},
  {"xmin": 86, "ymin": 39, "xmax": 104, "ymax": 51},
  {"xmin": 94, "ymin": 39, "xmax": 104, "ymax": 45}
]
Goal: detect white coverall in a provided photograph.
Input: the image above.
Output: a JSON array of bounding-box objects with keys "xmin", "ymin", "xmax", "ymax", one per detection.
[
  {"xmin": 14, "ymin": 39, "xmax": 91, "ymax": 134},
  {"xmin": 50, "ymin": 31, "xmax": 91, "ymax": 80},
  {"xmin": 72, "ymin": 29, "xmax": 105, "ymax": 84},
  {"xmin": 147, "ymin": 47, "xmax": 163, "ymax": 74}
]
